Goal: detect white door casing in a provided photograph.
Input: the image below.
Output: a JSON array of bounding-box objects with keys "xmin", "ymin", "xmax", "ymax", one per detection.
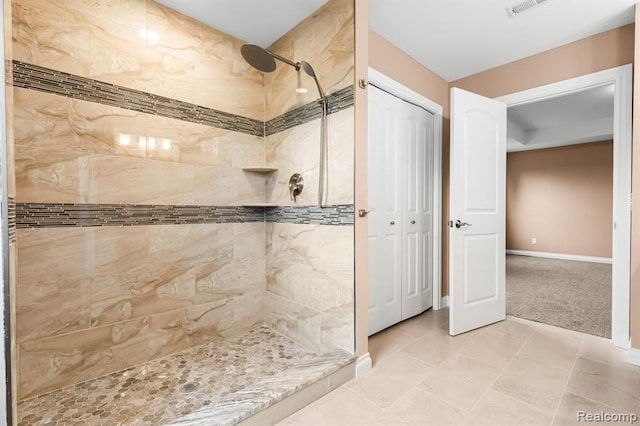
[{"xmin": 450, "ymin": 87, "xmax": 507, "ymax": 336}]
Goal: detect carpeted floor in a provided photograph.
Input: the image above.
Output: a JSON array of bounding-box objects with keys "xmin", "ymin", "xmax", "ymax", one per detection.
[{"xmin": 506, "ymin": 255, "xmax": 612, "ymax": 338}]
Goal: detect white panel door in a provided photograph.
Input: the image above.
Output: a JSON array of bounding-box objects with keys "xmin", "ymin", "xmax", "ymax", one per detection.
[
  {"xmin": 402, "ymin": 101, "xmax": 434, "ymax": 319},
  {"xmin": 368, "ymin": 86, "xmax": 403, "ymax": 335},
  {"xmin": 449, "ymin": 87, "xmax": 506, "ymax": 336}
]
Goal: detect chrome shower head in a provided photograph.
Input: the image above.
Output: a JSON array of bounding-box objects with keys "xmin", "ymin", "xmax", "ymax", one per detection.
[
  {"xmin": 300, "ymin": 61, "xmax": 326, "ymax": 102},
  {"xmin": 240, "ymin": 44, "xmax": 276, "ymax": 73},
  {"xmin": 240, "ymin": 45, "xmax": 326, "ymax": 103}
]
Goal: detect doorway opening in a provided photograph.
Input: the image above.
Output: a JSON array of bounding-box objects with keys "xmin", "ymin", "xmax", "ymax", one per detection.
[{"xmin": 497, "ymin": 65, "xmax": 632, "ymax": 347}]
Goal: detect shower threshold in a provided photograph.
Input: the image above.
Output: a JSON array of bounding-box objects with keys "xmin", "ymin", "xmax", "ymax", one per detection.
[{"xmin": 17, "ymin": 326, "xmax": 355, "ymax": 425}]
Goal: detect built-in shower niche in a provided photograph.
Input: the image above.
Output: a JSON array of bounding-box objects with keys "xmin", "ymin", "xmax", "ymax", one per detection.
[{"xmin": 10, "ymin": 0, "xmax": 355, "ymax": 423}]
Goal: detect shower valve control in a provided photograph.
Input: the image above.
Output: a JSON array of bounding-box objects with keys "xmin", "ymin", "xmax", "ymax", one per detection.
[{"xmin": 289, "ymin": 173, "xmax": 304, "ymax": 203}]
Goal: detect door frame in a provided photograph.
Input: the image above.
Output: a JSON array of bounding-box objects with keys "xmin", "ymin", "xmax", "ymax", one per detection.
[
  {"xmin": 367, "ymin": 67, "xmax": 444, "ymax": 311},
  {"xmin": 496, "ymin": 64, "xmax": 632, "ymax": 349}
]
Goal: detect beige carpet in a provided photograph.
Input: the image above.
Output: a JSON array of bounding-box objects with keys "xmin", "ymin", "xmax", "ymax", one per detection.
[{"xmin": 506, "ymin": 255, "xmax": 611, "ymax": 338}]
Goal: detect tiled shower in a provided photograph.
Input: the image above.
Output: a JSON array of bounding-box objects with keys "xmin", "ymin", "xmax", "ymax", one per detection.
[{"xmin": 6, "ymin": 0, "xmax": 356, "ymax": 423}]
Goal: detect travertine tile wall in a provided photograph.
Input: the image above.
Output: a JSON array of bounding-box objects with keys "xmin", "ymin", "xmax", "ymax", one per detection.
[
  {"xmin": 264, "ymin": 0, "xmax": 355, "ymax": 353},
  {"xmin": 11, "ymin": 0, "xmax": 268, "ymax": 400}
]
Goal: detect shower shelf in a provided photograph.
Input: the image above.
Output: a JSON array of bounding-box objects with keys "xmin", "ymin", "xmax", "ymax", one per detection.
[
  {"xmin": 241, "ymin": 167, "xmax": 278, "ymax": 173},
  {"xmin": 243, "ymin": 203, "xmax": 278, "ymax": 208}
]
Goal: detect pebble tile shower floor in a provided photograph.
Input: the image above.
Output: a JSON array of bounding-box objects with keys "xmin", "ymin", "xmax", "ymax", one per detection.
[{"xmin": 17, "ymin": 326, "xmax": 354, "ymax": 425}]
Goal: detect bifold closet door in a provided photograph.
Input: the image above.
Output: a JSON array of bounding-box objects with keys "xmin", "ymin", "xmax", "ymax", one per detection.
[
  {"xmin": 368, "ymin": 85, "xmax": 434, "ymax": 336},
  {"xmin": 401, "ymin": 102, "xmax": 434, "ymax": 319},
  {"xmin": 368, "ymin": 87, "xmax": 403, "ymax": 336}
]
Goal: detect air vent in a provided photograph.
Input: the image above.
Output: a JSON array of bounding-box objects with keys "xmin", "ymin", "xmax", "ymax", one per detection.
[{"xmin": 507, "ymin": 0, "xmax": 547, "ymax": 16}]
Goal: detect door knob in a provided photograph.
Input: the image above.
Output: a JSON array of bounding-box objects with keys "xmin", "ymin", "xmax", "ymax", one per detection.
[
  {"xmin": 390, "ymin": 221, "xmax": 396, "ymax": 226},
  {"xmin": 358, "ymin": 209, "xmax": 370, "ymax": 218},
  {"xmin": 455, "ymin": 220, "xmax": 472, "ymax": 229},
  {"xmin": 411, "ymin": 220, "xmax": 416, "ymax": 224}
]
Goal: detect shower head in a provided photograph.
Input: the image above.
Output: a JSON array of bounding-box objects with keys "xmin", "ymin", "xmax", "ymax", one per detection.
[
  {"xmin": 241, "ymin": 44, "xmax": 301, "ymax": 72},
  {"xmin": 240, "ymin": 45, "xmax": 326, "ymax": 103},
  {"xmin": 300, "ymin": 61, "xmax": 326, "ymax": 102},
  {"xmin": 241, "ymin": 44, "xmax": 276, "ymax": 73}
]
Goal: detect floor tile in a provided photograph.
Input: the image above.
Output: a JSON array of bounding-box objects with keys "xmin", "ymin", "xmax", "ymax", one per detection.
[
  {"xmin": 368, "ymin": 328, "xmax": 416, "ymax": 366},
  {"xmin": 346, "ymin": 351, "xmax": 434, "ymax": 409},
  {"xmin": 393, "ymin": 308, "xmax": 448, "ymax": 338},
  {"xmin": 379, "ymin": 387, "xmax": 466, "ymax": 425},
  {"xmin": 518, "ymin": 326, "xmax": 583, "ymax": 371},
  {"xmin": 401, "ymin": 329, "xmax": 474, "ymax": 367},
  {"xmin": 552, "ymin": 392, "xmax": 623, "ymax": 425},
  {"xmin": 276, "ymin": 386, "xmax": 382, "ymax": 426},
  {"xmin": 489, "ymin": 317, "xmax": 537, "ymax": 339},
  {"xmin": 462, "ymin": 389, "xmax": 554, "ymax": 425},
  {"xmin": 492, "ymin": 356, "xmax": 571, "ymax": 412},
  {"xmin": 566, "ymin": 356, "xmax": 640, "ymax": 414},
  {"xmin": 417, "ymin": 352, "xmax": 502, "ymax": 412},
  {"xmin": 459, "ymin": 327, "xmax": 529, "ymax": 369}
]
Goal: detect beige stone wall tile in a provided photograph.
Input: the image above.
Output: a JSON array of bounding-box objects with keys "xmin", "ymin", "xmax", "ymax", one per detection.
[
  {"xmin": 266, "ymin": 292, "xmax": 353, "ymax": 353},
  {"xmin": 185, "ymin": 290, "xmax": 265, "ymax": 339},
  {"xmin": 88, "ymin": 154, "xmax": 195, "ymax": 204},
  {"xmin": 16, "ymin": 228, "xmax": 95, "ymax": 343},
  {"xmin": 266, "ymin": 108, "xmax": 353, "ymax": 206},
  {"xmin": 6, "ymin": 87, "xmax": 15, "ymax": 197},
  {"xmin": 267, "ymin": 223, "xmax": 353, "ymax": 315},
  {"xmin": 12, "ymin": 0, "xmax": 91, "ymax": 75},
  {"xmin": 19, "ymin": 308, "xmax": 198, "ymax": 399},
  {"xmin": 193, "ymin": 223, "xmax": 266, "ymax": 305},
  {"xmin": 91, "ymin": 224, "xmax": 230, "ymax": 327},
  {"xmin": 145, "ymin": 1, "xmax": 264, "ymax": 120},
  {"xmin": 193, "ymin": 166, "xmax": 266, "ymax": 206},
  {"xmin": 15, "ymin": 145, "xmax": 90, "ymax": 203},
  {"xmin": 265, "ymin": 0, "xmax": 354, "ymax": 120}
]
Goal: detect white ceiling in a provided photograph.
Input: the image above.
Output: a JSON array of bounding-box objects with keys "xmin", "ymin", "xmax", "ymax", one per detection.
[
  {"xmin": 370, "ymin": 0, "xmax": 636, "ymax": 81},
  {"xmin": 507, "ymin": 84, "xmax": 614, "ymax": 152},
  {"xmin": 154, "ymin": 0, "xmax": 328, "ymax": 47},
  {"xmin": 155, "ymin": 1, "xmax": 636, "ymax": 81}
]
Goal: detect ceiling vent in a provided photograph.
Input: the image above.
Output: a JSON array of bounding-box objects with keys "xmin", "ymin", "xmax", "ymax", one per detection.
[{"xmin": 507, "ymin": 0, "xmax": 547, "ymax": 16}]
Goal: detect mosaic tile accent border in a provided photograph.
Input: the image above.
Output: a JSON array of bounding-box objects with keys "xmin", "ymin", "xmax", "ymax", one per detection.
[
  {"xmin": 13, "ymin": 61, "xmax": 355, "ymax": 138},
  {"xmin": 266, "ymin": 204, "xmax": 354, "ymax": 226},
  {"xmin": 8, "ymin": 197, "xmax": 15, "ymax": 243},
  {"xmin": 15, "ymin": 203, "xmax": 265, "ymax": 228},
  {"xmin": 265, "ymin": 86, "xmax": 354, "ymax": 136},
  {"xmin": 15, "ymin": 203, "xmax": 355, "ymax": 228},
  {"xmin": 12, "ymin": 61, "xmax": 265, "ymax": 137}
]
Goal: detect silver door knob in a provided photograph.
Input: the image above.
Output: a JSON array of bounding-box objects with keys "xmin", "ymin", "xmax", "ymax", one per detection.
[
  {"xmin": 411, "ymin": 220, "xmax": 416, "ymax": 224},
  {"xmin": 390, "ymin": 221, "xmax": 395, "ymax": 226},
  {"xmin": 455, "ymin": 220, "xmax": 472, "ymax": 229}
]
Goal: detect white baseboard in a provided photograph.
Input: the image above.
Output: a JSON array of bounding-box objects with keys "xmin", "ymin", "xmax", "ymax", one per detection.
[
  {"xmin": 628, "ymin": 347, "xmax": 640, "ymax": 366},
  {"xmin": 356, "ymin": 353, "xmax": 372, "ymax": 377},
  {"xmin": 440, "ymin": 296, "xmax": 449, "ymax": 308},
  {"xmin": 506, "ymin": 249, "xmax": 612, "ymax": 265}
]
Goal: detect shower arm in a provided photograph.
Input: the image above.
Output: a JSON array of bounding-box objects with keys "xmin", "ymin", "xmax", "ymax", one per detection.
[{"xmin": 268, "ymin": 51, "xmax": 302, "ymax": 71}]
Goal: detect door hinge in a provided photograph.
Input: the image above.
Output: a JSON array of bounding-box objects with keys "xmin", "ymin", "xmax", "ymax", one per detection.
[
  {"xmin": 358, "ymin": 79, "xmax": 368, "ymax": 89},
  {"xmin": 448, "ymin": 220, "xmax": 453, "ymax": 228}
]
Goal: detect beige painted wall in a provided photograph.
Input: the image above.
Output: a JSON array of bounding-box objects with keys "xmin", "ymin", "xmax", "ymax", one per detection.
[
  {"xmin": 506, "ymin": 142, "xmax": 613, "ymax": 258},
  {"xmin": 631, "ymin": 4, "xmax": 640, "ymax": 351},
  {"xmin": 451, "ymin": 24, "xmax": 634, "ymax": 99}
]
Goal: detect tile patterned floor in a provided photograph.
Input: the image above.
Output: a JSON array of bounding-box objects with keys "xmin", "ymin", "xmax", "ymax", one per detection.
[
  {"xmin": 279, "ymin": 309, "xmax": 640, "ymax": 426},
  {"xmin": 17, "ymin": 326, "xmax": 354, "ymax": 426}
]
